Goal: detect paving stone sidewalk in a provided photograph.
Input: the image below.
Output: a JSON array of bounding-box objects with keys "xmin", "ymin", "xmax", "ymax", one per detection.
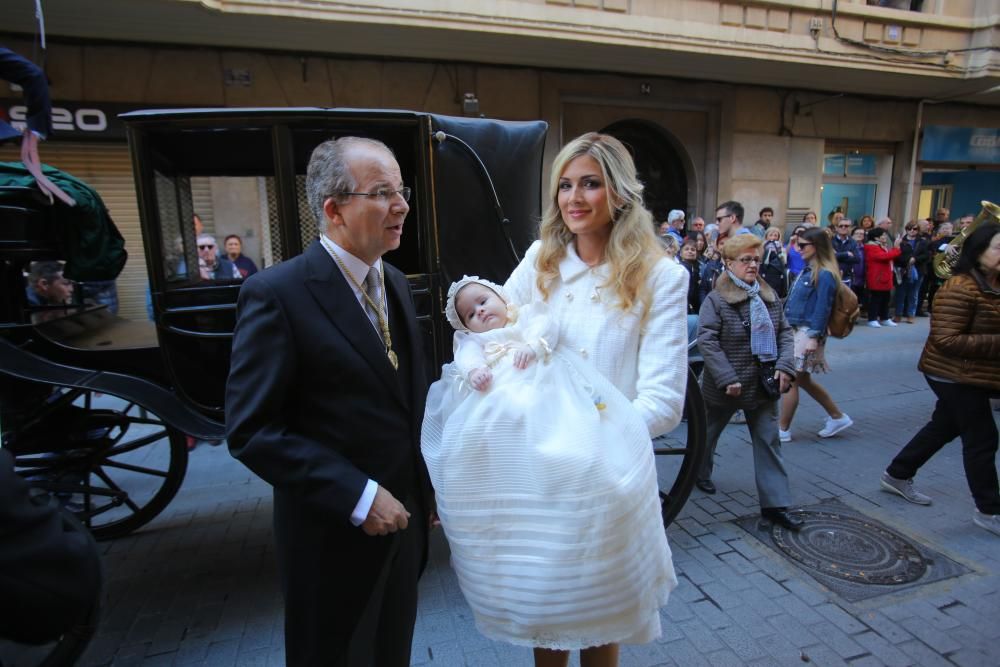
[{"xmin": 66, "ymin": 318, "xmax": 1000, "ymax": 666}]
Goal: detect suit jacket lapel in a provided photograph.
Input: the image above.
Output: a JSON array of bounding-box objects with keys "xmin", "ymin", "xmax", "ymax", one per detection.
[
  {"xmin": 384, "ymin": 267, "xmax": 425, "ymax": 412},
  {"xmin": 302, "ymin": 241, "xmax": 406, "ymax": 408}
]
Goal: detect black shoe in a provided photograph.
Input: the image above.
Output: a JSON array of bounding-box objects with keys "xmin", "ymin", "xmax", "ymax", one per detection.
[
  {"xmin": 695, "ymin": 479, "xmax": 716, "ymax": 494},
  {"xmin": 761, "ymin": 507, "xmax": 804, "ymax": 531},
  {"xmin": 915, "ymin": 311, "xmax": 928, "ymax": 317}
]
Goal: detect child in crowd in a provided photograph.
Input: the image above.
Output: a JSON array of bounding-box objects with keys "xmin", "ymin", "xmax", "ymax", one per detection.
[{"xmin": 421, "ymin": 275, "xmax": 673, "ymax": 650}]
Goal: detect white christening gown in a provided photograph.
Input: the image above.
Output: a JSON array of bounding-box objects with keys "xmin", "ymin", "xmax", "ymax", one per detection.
[{"xmin": 421, "ymin": 302, "xmax": 675, "ymax": 650}]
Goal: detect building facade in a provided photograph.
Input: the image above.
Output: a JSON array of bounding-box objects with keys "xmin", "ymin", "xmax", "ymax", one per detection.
[{"xmin": 3, "ymin": 0, "xmax": 998, "ymax": 318}]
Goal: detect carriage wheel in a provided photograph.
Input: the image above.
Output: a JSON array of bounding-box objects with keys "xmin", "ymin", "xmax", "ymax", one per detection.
[
  {"xmin": 15, "ymin": 391, "xmax": 188, "ymax": 541},
  {"xmin": 653, "ymin": 365, "xmax": 707, "ymax": 527}
]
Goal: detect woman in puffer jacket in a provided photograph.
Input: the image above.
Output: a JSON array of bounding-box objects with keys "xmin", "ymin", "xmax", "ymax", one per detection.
[{"xmin": 880, "ymin": 222, "xmax": 1000, "ymax": 537}]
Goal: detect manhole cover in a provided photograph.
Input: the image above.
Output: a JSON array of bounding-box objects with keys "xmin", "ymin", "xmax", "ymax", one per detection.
[
  {"xmin": 736, "ymin": 499, "xmax": 971, "ymax": 602},
  {"xmin": 771, "ymin": 509, "xmax": 926, "ymax": 585}
]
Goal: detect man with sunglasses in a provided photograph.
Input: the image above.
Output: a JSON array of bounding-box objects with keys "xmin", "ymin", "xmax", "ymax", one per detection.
[
  {"xmin": 715, "ymin": 200, "xmax": 752, "ymax": 244},
  {"xmin": 831, "ymin": 218, "xmax": 861, "ymax": 280},
  {"xmin": 195, "ymin": 234, "xmax": 239, "ymax": 280},
  {"xmin": 226, "ymin": 137, "xmax": 428, "ymax": 666}
]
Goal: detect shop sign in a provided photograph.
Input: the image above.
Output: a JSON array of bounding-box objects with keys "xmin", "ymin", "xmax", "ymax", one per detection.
[
  {"xmin": 921, "ymin": 125, "xmax": 1000, "ymax": 164},
  {"xmin": 0, "ymin": 100, "xmax": 167, "ymax": 141}
]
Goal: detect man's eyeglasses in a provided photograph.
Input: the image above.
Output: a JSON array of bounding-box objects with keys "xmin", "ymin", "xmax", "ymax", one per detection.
[
  {"xmin": 335, "ymin": 186, "xmax": 412, "ymax": 202},
  {"xmin": 836, "ymin": 223, "xmax": 851, "ymax": 228},
  {"xmin": 734, "ymin": 256, "xmax": 761, "ymax": 265},
  {"xmin": 198, "ymin": 244, "xmax": 215, "ymax": 250},
  {"xmin": 715, "ymin": 213, "xmax": 733, "ymax": 222}
]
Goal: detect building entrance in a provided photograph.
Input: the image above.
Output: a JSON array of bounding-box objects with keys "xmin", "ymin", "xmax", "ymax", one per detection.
[{"xmin": 602, "ymin": 119, "xmax": 689, "ymax": 224}]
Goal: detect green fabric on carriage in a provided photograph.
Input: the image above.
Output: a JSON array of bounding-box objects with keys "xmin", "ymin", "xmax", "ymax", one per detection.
[{"xmin": 0, "ymin": 161, "xmax": 127, "ymax": 281}]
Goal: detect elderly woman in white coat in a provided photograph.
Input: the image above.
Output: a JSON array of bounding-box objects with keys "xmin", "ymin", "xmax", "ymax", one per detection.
[{"xmin": 504, "ymin": 132, "xmax": 686, "ymax": 667}]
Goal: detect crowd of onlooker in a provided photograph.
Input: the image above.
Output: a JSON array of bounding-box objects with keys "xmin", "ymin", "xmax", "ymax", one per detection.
[{"xmin": 656, "ymin": 204, "xmax": 972, "ymax": 325}]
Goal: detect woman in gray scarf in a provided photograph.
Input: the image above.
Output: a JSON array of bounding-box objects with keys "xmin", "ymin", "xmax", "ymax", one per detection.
[{"xmin": 696, "ymin": 233, "xmax": 802, "ymax": 530}]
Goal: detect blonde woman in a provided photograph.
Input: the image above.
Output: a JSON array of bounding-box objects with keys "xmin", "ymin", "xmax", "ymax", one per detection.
[
  {"xmin": 504, "ymin": 132, "xmax": 684, "ymax": 667},
  {"xmin": 779, "ymin": 228, "xmax": 853, "ymax": 441}
]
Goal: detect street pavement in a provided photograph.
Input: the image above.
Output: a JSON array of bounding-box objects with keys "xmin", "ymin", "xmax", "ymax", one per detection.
[{"xmin": 71, "ymin": 317, "xmax": 999, "ymax": 666}]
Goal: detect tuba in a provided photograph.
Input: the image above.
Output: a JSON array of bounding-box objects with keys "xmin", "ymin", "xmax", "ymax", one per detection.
[{"xmin": 932, "ymin": 200, "xmax": 1000, "ymax": 280}]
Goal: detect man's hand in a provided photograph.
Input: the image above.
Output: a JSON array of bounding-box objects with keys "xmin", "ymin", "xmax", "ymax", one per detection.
[
  {"xmin": 725, "ymin": 382, "xmax": 742, "ymax": 397},
  {"xmin": 512, "ymin": 346, "xmax": 536, "ymax": 370},
  {"xmin": 469, "ymin": 367, "xmax": 492, "ymax": 391},
  {"xmin": 361, "ymin": 485, "xmax": 410, "ymax": 537},
  {"xmin": 804, "ymin": 337, "xmax": 819, "ymax": 353}
]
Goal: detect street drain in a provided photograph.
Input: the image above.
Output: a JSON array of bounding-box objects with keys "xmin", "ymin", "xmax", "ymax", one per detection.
[{"xmin": 736, "ymin": 499, "xmax": 971, "ymax": 602}]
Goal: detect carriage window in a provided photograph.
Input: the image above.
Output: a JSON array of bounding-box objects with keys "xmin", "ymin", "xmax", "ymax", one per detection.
[{"xmin": 147, "ymin": 127, "xmax": 278, "ymax": 288}]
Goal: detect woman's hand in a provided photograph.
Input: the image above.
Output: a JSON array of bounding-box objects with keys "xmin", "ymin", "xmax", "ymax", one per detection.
[
  {"xmin": 468, "ymin": 367, "xmax": 493, "ymax": 391},
  {"xmin": 804, "ymin": 337, "xmax": 819, "ymax": 353},
  {"xmin": 725, "ymin": 382, "xmax": 742, "ymax": 397},
  {"xmin": 777, "ymin": 370, "xmax": 794, "ymax": 393},
  {"xmin": 512, "ymin": 346, "xmax": 537, "ymax": 369},
  {"xmin": 893, "ymin": 233, "xmax": 903, "ymax": 248}
]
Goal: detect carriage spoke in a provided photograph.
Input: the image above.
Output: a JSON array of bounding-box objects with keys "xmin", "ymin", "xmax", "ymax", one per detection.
[
  {"xmin": 93, "ymin": 467, "xmax": 143, "ymax": 513},
  {"xmin": 101, "ymin": 458, "xmax": 170, "ymax": 477}
]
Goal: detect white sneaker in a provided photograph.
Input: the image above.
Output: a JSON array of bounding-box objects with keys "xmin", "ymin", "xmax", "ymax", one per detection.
[
  {"xmin": 818, "ymin": 413, "xmax": 853, "ymax": 438},
  {"xmin": 881, "ymin": 319, "xmax": 898, "ymax": 327},
  {"xmin": 973, "ymin": 510, "xmax": 1000, "ymax": 536},
  {"xmin": 867, "ymin": 321, "xmax": 882, "ymax": 328},
  {"xmin": 778, "ymin": 428, "xmax": 792, "ymax": 443}
]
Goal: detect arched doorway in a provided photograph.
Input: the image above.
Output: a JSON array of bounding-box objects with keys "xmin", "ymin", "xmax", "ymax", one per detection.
[{"xmin": 602, "ymin": 120, "xmax": 690, "ymax": 225}]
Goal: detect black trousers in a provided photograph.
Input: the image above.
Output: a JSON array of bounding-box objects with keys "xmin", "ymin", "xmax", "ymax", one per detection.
[
  {"xmin": 277, "ymin": 492, "xmax": 426, "ymax": 667},
  {"xmin": 887, "ymin": 377, "xmax": 1000, "ymax": 514},
  {"xmin": 867, "ymin": 290, "xmax": 891, "ymax": 322}
]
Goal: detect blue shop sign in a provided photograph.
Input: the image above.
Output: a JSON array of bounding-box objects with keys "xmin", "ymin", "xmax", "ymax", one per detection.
[{"xmin": 921, "ymin": 126, "xmax": 1000, "ymax": 164}]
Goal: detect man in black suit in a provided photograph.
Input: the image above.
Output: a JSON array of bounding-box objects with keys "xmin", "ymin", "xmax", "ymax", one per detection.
[{"xmin": 226, "ymin": 136, "xmax": 429, "ymax": 666}]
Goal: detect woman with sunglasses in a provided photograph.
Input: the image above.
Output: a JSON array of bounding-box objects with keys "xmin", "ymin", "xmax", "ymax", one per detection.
[
  {"xmin": 696, "ymin": 234, "xmax": 800, "ymax": 529},
  {"xmin": 778, "ymin": 228, "xmax": 853, "ymax": 442},
  {"xmin": 893, "ymin": 222, "xmax": 930, "ymax": 323},
  {"xmin": 785, "ymin": 225, "xmax": 808, "ymax": 286}
]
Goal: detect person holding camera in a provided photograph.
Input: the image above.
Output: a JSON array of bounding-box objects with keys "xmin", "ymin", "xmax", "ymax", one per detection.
[{"xmin": 696, "ymin": 233, "xmax": 801, "ymax": 530}]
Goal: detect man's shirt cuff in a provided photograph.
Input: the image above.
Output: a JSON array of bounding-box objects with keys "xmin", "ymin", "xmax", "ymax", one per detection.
[{"xmin": 349, "ymin": 479, "xmax": 378, "ymax": 527}]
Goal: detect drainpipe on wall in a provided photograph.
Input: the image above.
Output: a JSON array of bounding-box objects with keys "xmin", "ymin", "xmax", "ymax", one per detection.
[{"xmin": 903, "ymin": 99, "xmax": 939, "ymax": 226}]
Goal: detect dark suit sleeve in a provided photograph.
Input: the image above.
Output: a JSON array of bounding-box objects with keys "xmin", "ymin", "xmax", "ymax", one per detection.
[
  {"xmin": 0, "ymin": 47, "xmax": 53, "ymax": 139},
  {"xmin": 0, "ymin": 449, "xmax": 101, "ymax": 644},
  {"xmin": 225, "ymin": 276, "xmax": 369, "ymax": 521}
]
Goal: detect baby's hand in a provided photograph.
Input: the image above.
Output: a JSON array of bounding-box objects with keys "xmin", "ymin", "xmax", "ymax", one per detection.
[
  {"xmin": 512, "ymin": 346, "xmax": 536, "ymax": 370},
  {"xmin": 468, "ymin": 367, "xmax": 493, "ymax": 391}
]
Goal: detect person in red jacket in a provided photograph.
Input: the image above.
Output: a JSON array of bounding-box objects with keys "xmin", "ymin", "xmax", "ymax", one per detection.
[{"xmin": 863, "ymin": 227, "xmax": 903, "ymax": 327}]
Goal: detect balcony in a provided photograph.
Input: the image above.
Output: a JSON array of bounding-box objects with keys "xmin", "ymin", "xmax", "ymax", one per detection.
[{"xmin": 4, "ymin": 0, "xmax": 998, "ymax": 104}]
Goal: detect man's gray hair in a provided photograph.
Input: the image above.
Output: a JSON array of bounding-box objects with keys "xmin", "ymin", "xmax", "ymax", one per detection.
[{"xmin": 305, "ymin": 136, "xmax": 394, "ymax": 233}]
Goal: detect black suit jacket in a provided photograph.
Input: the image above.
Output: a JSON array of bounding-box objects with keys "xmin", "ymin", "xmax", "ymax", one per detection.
[{"xmin": 225, "ymin": 241, "xmax": 429, "ymax": 641}]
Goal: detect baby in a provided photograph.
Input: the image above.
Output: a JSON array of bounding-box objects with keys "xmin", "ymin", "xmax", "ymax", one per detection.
[
  {"xmin": 448, "ymin": 278, "xmax": 540, "ymax": 391},
  {"xmin": 422, "ymin": 275, "xmax": 664, "ymax": 646}
]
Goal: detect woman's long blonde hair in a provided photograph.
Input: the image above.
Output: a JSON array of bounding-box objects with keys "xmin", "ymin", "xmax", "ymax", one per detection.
[
  {"xmin": 534, "ymin": 132, "xmax": 661, "ymax": 313},
  {"xmin": 800, "ymin": 227, "xmax": 841, "ymax": 281}
]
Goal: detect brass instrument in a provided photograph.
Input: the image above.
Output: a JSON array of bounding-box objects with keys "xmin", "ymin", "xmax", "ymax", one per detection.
[{"xmin": 932, "ymin": 200, "xmax": 1000, "ymax": 280}]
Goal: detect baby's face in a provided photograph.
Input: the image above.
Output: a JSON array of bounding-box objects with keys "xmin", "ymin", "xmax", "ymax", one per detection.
[{"xmin": 456, "ymin": 283, "xmax": 507, "ymax": 333}]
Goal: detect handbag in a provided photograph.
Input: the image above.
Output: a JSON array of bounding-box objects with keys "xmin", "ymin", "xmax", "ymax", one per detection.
[{"xmin": 756, "ymin": 359, "xmax": 781, "ymax": 400}]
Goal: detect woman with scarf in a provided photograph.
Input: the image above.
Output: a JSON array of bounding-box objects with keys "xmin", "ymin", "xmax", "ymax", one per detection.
[{"xmin": 696, "ymin": 233, "xmax": 801, "ymax": 530}]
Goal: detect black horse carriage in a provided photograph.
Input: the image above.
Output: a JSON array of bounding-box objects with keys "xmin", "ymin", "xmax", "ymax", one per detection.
[{"xmin": 1, "ymin": 108, "xmax": 705, "ymax": 545}]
